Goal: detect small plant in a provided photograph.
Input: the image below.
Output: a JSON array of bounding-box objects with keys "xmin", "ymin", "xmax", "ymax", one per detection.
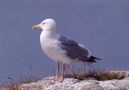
[
  {"xmin": 95, "ymin": 71, "xmax": 126, "ymax": 80},
  {"xmin": 0, "ymin": 73, "xmax": 41, "ymax": 90},
  {"xmin": 7, "ymin": 83, "xmax": 19, "ymax": 90},
  {"xmin": 64, "ymin": 70, "xmax": 126, "ymax": 80}
]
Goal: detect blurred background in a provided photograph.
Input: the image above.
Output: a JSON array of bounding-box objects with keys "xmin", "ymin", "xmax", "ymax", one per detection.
[{"xmin": 0, "ymin": 0, "xmax": 129, "ymax": 83}]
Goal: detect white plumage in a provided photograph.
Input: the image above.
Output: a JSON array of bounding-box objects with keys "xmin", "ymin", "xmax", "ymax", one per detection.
[{"xmin": 32, "ymin": 18, "xmax": 101, "ymax": 82}]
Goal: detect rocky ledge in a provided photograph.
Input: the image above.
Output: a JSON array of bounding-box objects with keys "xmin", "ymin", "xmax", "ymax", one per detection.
[{"xmin": 19, "ymin": 71, "xmax": 129, "ymax": 90}]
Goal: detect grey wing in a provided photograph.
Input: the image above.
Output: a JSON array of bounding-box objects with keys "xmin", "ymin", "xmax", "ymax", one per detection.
[{"xmin": 58, "ymin": 36, "xmax": 90, "ymax": 60}]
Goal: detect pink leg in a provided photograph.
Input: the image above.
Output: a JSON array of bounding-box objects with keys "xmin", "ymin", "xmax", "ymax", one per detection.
[
  {"xmin": 49, "ymin": 62, "xmax": 60, "ymax": 80},
  {"xmin": 54, "ymin": 63, "xmax": 65, "ymax": 82},
  {"xmin": 62, "ymin": 64, "xmax": 65, "ymax": 77},
  {"xmin": 59, "ymin": 64, "xmax": 65, "ymax": 82},
  {"xmin": 54, "ymin": 62, "xmax": 60, "ymax": 80}
]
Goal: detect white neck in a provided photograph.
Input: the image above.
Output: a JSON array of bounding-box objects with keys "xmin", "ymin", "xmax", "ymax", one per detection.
[{"xmin": 40, "ymin": 29, "xmax": 58, "ymax": 41}]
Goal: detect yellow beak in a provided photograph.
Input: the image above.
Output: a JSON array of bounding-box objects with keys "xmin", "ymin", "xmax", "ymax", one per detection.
[{"xmin": 32, "ymin": 24, "xmax": 42, "ymax": 30}]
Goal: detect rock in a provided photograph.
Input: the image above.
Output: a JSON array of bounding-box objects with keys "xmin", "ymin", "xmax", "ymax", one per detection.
[
  {"xmin": 19, "ymin": 79, "xmax": 55, "ymax": 90},
  {"xmin": 112, "ymin": 79, "xmax": 129, "ymax": 90},
  {"xmin": 81, "ymin": 84, "xmax": 104, "ymax": 90},
  {"xmin": 19, "ymin": 71, "xmax": 129, "ymax": 90},
  {"xmin": 99, "ymin": 80, "xmax": 120, "ymax": 90}
]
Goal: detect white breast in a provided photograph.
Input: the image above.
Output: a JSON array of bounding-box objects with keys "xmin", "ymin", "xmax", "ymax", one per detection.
[{"xmin": 40, "ymin": 31, "xmax": 73, "ymax": 64}]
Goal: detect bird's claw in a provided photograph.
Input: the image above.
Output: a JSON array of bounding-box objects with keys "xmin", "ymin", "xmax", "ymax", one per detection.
[{"xmin": 54, "ymin": 76, "xmax": 64, "ymax": 82}]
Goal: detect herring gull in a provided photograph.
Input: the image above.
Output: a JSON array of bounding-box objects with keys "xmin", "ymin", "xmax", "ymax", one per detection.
[{"xmin": 32, "ymin": 18, "xmax": 101, "ymax": 82}]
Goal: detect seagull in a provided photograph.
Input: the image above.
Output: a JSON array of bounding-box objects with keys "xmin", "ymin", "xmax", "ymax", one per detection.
[{"xmin": 32, "ymin": 18, "xmax": 101, "ymax": 82}]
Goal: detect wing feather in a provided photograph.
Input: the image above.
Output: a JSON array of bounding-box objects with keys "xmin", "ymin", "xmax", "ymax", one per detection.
[{"xmin": 58, "ymin": 36, "xmax": 90, "ymax": 60}]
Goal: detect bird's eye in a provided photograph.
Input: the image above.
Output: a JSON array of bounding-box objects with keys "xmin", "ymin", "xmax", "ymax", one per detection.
[{"xmin": 42, "ymin": 22, "xmax": 46, "ymax": 25}]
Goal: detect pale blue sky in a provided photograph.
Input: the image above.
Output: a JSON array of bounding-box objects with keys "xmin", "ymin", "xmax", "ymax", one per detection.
[{"xmin": 0, "ymin": 0, "xmax": 129, "ymax": 83}]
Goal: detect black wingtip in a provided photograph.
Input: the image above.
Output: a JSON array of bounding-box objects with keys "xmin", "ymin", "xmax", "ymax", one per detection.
[
  {"xmin": 80, "ymin": 56, "xmax": 102, "ymax": 63},
  {"xmin": 90, "ymin": 56, "xmax": 102, "ymax": 60},
  {"xmin": 89, "ymin": 56, "xmax": 102, "ymax": 62}
]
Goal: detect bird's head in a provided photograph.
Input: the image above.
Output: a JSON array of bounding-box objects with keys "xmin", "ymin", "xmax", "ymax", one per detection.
[{"xmin": 32, "ymin": 18, "xmax": 56, "ymax": 32}]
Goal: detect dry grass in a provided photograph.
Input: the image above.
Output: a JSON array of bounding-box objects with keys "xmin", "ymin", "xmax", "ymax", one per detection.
[
  {"xmin": 0, "ymin": 74, "xmax": 41, "ymax": 90},
  {"xmin": 0, "ymin": 65, "xmax": 127, "ymax": 90},
  {"xmin": 95, "ymin": 71, "xmax": 126, "ymax": 80},
  {"xmin": 65, "ymin": 70, "xmax": 126, "ymax": 80},
  {"xmin": 5, "ymin": 83, "xmax": 19, "ymax": 90},
  {"xmin": 64, "ymin": 64, "xmax": 127, "ymax": 80}
]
